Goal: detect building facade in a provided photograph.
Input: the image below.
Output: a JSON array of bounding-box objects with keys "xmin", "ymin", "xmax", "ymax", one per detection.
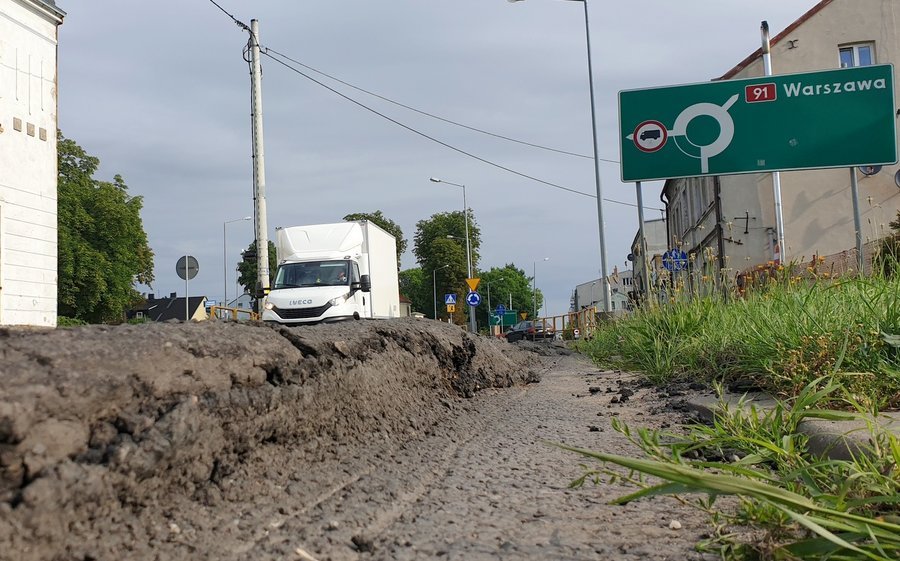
[
  {"xmin": 663, "ymin": 0, "xmax": 899, "ymax": 285},
  {"xmin": 0, "ymin": 0, "xmax": 64, "ymax": 327}
]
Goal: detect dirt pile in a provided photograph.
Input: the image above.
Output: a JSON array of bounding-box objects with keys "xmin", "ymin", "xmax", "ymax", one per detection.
[{"xmin": 0, "ymin": 318, "xmax": 537, "ymax": 561}]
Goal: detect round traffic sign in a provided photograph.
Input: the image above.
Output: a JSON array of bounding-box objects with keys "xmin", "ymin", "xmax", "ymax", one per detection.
[
  {"xmin": 495, "ymin": 304, "xmax": 506, "ymax": 316},
  {"xmin": 633, "ymin": 120, "xmax": 668, "ymax": 153},
  {"xmin": 465, "ymin": 291, "xmax": 481, "ymax": 307},
  {"xmin": 176, "ymin": 255, "xmax": 199, "ymax": 280}
]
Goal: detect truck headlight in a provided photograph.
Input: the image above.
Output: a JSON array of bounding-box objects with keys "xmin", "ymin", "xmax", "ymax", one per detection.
[
  {"xmin": 264, "ymin": 301, "xmax": 274, "ymax": 310},
  {"xmin": 329, "ymin": 293, "xmax": 350, "ymax": 306}
]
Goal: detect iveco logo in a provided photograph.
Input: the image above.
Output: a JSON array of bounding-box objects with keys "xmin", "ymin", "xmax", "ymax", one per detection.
[{"xmin": 289, "ymin": 299, "xmax": 313, "ymax": 306}]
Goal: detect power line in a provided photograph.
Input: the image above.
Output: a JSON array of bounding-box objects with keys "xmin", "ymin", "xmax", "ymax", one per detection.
[
  {"xmin": 261, "ymin": 50, "xmax": 598, "ymax": 198},
  {"xmin": 203, "ymin": 3, "xmax": 658, "ymax": 211},
  {"xmin": 264, "ymin": 48, "xmax": 612, "ymax": 162},
  {"xmin": 205, "ymin": 0, "xmax": 250, "ymax": 32}
]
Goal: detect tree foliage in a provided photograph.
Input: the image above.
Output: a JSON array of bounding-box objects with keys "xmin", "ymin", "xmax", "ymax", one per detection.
[
  {"xmin": 58, "ymin": 133, "xmax": 154, "ymax": 323},
  {"xmin": 237, "ymin": 239, "xmax": 277, "ymax": 297},
  {"xmin": 474, "ymin": 264, "xmax": 541, "ymax": 326},
  {"xmin": 413, "ymin": 210, "xmax": 481, "ymax": 325},
  {"xmin": 343, "ymin": 210, "xmax": 407, "ymax": 268},
  {"xmin": 398, "ymin": 267, "xmax": 431, "ymax": 317}
]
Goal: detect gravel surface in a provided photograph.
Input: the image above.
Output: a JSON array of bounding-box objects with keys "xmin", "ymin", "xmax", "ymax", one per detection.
[{"xmin": 0, "ymin": 319, "xmax": 721, "ymax": 560}]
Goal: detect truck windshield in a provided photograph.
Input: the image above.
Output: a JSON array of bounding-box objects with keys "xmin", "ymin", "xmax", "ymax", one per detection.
[{"xmin": 273, "ymin": 261, "xmax": 350, "ymax": 289}]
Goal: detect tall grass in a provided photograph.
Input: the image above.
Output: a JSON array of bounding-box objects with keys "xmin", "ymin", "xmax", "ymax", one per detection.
[{"xmin": 579, "ymin": 274, "xmax": 900, "ymax": 409}]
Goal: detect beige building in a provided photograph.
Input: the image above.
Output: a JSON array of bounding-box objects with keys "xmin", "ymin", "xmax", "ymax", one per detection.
[
  {"xmin": 0, "ymin": 0, "xmax": 64, "ymax": 327},
  {"xmin": 662, "ymin": 0, "xmax": 899, "ymax": 282}
]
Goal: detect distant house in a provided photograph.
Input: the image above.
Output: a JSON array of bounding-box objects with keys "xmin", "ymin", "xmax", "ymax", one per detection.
[
  {"xmin": 399, "ymin": 294, "xmax": 412, "ymax": 317},
  {"xmin": 0, "ymin": 0, "xmax": 65, "ymax": 327},
  {"xmin": 572, "ymin": 268, "xmax": 634, "ymax": 316},
  {"xmin": 629, "ymin": 218, "xmax": 668, "ymax": 303},
  {"xmin": 128, "ymin": 293, "xmax": 208, "ymax": 322}
]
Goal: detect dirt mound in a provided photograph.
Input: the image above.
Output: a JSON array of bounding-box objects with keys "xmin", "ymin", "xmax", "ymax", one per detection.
[{"xmin": 0, "ymin": 318, "xmax": 537, "ymax": 561}]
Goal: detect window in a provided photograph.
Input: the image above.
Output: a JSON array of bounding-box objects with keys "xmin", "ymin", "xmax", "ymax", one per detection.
[{"xmin": 839, "ymin": 43, "xmax": 874, "ymax": 68}]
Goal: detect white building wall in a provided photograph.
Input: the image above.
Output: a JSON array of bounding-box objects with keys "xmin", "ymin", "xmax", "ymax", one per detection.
[{"xmin": 0, "ymin": 0, "xmax": 63, "ymax": 327}]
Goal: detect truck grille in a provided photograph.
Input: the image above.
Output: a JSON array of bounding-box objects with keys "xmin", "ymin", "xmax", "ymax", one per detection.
[{"xmin": 272, "ymin": 303, "xmax": 332, "ymax": 320}]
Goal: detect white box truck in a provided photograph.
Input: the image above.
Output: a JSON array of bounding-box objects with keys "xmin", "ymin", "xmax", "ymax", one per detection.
[{"xmin": 261, "ymin": 221, "xmax": 400, "ymax": 324}]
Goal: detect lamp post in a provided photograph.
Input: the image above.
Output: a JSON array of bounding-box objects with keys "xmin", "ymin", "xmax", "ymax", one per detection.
[
  {"xmin": 533, "ymin": 257, "xmax": 549, "ymax": 319},
  {"xmin": 430, "ymin": 177, "xmax": 476, "ymax": 333},
  {"xmin": 507, "ymin": 0, "xmax": 609, "ymax": 314},
  {"xmin": 432, "ymin": 264, "xmax": 450, "ymax": 320},
  {"xmin": 486, "ymin": 277, "xmax": 504, "ymax": 333},
  {"xmin": 224, "ymin": 216, "xmax": 252, "ymax": 308}
]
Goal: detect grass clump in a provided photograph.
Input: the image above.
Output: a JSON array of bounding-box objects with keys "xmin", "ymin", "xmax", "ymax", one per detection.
[{"xmin": 578, "ymin": 274, "xmax": 900, "ymax": 410}]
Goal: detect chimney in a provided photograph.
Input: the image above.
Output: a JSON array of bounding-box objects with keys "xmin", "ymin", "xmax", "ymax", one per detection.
[
  {"xmin": 148, "ymin": 293, "xmax": 155, "ymax": 301},
  {"xmin": 170, "ymin": 292, "xmax": 177, "ymax": 299}
]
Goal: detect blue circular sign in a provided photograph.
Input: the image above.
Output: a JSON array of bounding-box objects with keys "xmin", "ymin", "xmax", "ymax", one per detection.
[
  {"xmin": 466, "ymin": 291, "xmax": 482, "ymax": 307},
  {"xmin": 662, "ymin": 249, "xmax": 688, "ymax": 271},
  {"xmin": 495, "ymin": 304, "xmax": 506, "ymax": 316}
]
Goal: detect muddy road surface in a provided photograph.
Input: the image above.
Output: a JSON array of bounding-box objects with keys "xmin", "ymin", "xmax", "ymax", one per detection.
[{"xmin": 1, "ymin": 319, "xmax": 715, "ymax": 560}]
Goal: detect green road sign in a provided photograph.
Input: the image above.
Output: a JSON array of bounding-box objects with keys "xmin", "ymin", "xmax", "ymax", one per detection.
[
  {"xmin": 619, "ymin": 64, "xmax": 897, "ymax": 182},
  {"xmin": 491, "ymin": 311, "xmax": 519, "ymax": 326}
]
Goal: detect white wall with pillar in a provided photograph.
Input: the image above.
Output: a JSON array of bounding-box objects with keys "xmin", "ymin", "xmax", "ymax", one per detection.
[{"xmin": 0, "ymin": 0, "xmax": 64, "ymax": 327}]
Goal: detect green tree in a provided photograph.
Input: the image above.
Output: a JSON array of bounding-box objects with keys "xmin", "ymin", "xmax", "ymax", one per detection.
[
  {"xmin": 413, "ymin": 210, "xmax": 481, "ymax": 325},
  {"xmin": 399, "ymin": 267, "xmax": 432, "ymax": 317},
  {"xmin": 476, "ymin": 265, "xmax": 540, "ymax": 327},
  {"xmin": 237, "ymin": 239, "xmax": 277, "ymax": 297},
  {"xmin": 343, "ymin": 211, "xmax": 407, "ymax": 268},
  {"xmin": 58, "ymin": 133, "xmax": 154, "ymax": 323}
]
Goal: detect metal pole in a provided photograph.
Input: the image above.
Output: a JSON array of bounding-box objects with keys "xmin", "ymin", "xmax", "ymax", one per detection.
[
  {"xmin": 582, "ymin": 0, "xmax": 610, "ymax": 313},
  {"xmin": 433, "ymin": 268, "xmax": 438, "ymax": 320},
  {"xmin": 250, "ymin": 20, "xmax": 270, "ymax": 299},
  {"xmin": 635, "ymin": 181, "xmax": 651, "ymax": 304},
  {"xmin": 533, "ymin": 260, "xmax": 537, "ymax": 319},
  {"xmin": 461, "ymin": 185, "xmax": 477, "ymax": 333},
  {"xmin": 223, "ymin": 221, "xmax": 227, "ymax": 309},
  {"xmin": 849, "ymin": 168, "xmax": 864, "ymax": 274},
  {"xmin": 184, "ymin": 255, "xmax": 189, "ymax": 321},
  {"xmin": 761, "ymin": 21, "xmax": 787, "ymax": 264}
]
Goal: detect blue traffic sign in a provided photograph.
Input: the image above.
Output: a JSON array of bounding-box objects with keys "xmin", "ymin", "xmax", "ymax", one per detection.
[
  {"xmin": 662, "ymin": 249, "xmax": 688, "ymax": 271},
  {"xmin": 465, "ymin": 291, "xmax": 481, "ymax": 307},
  {"xmin": 495, "ymin": 304, "xmax": 506, "ymax": 316},
  {"xmin": 445, "ymin": 293, "xmax": 457, "ymax": 305}
]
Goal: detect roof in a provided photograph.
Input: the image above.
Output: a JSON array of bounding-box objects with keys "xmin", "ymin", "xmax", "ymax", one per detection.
[
  {"xmin": 138, "ymin": 296, "xmax": 207, "ymax": 322},
  {"xmin": 717, "ymin": 0, "xmax": 833, "ymax": 80},
  {"xmin": 25, "ymin": 0, "xmax": 66, "ymax": 19}
]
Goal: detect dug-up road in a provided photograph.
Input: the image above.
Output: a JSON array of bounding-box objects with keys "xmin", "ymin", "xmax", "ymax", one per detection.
[{"xmin": 1, "ymin": 319, "xmax": 718, "ymax": 561}]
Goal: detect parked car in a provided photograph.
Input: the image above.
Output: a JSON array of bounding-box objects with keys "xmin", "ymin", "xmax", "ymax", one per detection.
[{"xmin": 505, "ymin": 320, "xmax": 554, "ymax": 343}]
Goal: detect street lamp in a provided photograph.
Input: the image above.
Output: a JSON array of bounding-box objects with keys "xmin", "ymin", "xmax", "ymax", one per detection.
[
  {"xmin": 485, "ymin": 277, "xmax": 505, "ymax": 333},
  {"xmin": 507, "ymin": 0, "xmax": 610, "ymax": 314},
  {"xmin": 533, "ymin": 257, "xmax": 549, "ymax": 319},
  {"xmin": 430, "ymin": 177, "xmax": 476, "ymax": 333},
  {"xmin": 224, "ymin": 216, "xmax": 252, "ymax": 308},
  {"xmin": 432, "ymin": 264, "xmax": 450, "ymax": 320}
]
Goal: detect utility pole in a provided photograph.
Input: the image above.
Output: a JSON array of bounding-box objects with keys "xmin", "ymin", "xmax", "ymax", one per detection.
[{"xmin": 249, "ymin": 19, "xmax": 270, "ymax": 302}]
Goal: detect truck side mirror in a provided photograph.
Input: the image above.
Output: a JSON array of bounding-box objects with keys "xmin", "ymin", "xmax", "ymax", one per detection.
[{"xmin": 360, "ymin": 274, "xmax": 372, "ymax": 293}]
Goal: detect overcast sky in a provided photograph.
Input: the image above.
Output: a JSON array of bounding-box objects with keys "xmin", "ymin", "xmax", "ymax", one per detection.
[{"xmin": 57, "ymin": 0, "xmax": 821, "ymax": 317}]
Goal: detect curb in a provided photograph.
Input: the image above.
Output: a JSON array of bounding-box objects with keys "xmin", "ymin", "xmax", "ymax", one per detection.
[{"xmin": 684, "ymin": 393, "xmax": 900, "ymax": 461}]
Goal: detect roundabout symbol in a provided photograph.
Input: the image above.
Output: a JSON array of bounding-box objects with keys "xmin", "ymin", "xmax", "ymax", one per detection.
[{"xmin": 626, "ymin": 93, "xmax": 740, "ymax": 175}]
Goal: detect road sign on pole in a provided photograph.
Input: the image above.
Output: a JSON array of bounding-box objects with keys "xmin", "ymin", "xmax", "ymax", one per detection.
[
  {"xmin": 465, "ymin": 292, "xmax": 481, "ymax": 307},
  {"xmin": 444, "ymin": 294, "xmax": 457, "ymax": 305},
  {"xmin": 619, "ymin": 65, "xmax": 896, "ymax": 182}
]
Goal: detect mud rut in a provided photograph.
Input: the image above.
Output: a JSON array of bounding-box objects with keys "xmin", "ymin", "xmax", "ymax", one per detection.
[{"xmin": 1, "ymin": 319, "xmax": 720, "ymax": 560}]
